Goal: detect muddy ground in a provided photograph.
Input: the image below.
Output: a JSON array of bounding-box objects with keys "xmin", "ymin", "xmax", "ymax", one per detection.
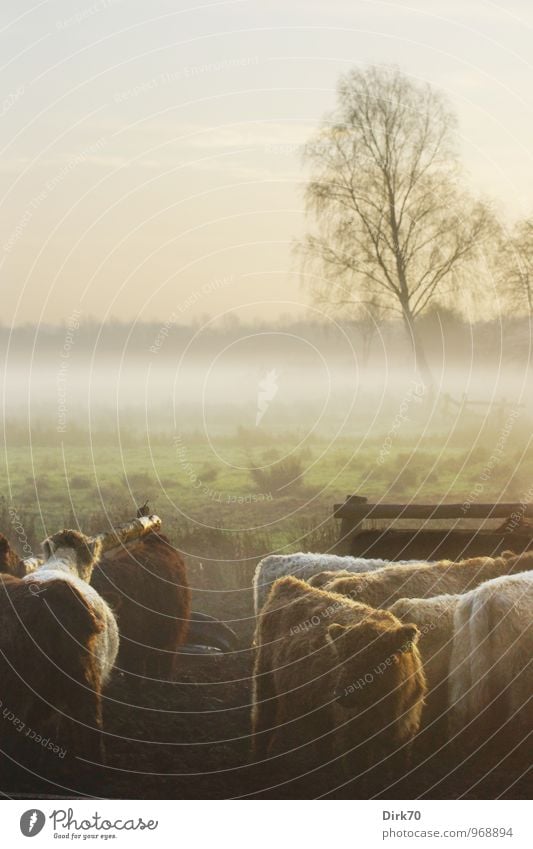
[{"xmin": 1, "ymin": 583, "xmax": 530, "ymax": 800}]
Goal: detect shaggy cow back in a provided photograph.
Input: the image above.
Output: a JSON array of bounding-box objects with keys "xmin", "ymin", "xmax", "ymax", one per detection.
[
  {"xmin": 325, "ymin": 551, "xmax": 533, "ymax": 609},
  {"xmin": 448, "ymin": 570, "xmax": 533, "ymax": 745},
  {"xmin": 253, "ymin": 553, "xmax": 422, "ymax": 615}
]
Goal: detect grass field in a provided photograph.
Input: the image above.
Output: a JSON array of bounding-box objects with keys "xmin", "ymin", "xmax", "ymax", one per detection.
[{"xmin": 2, "ymin": 416, "xmax": 532, "ymax": 568}]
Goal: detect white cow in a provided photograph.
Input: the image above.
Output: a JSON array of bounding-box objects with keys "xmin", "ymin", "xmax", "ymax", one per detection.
[
  {"xmin": 389, "ymin": 594, "xmax": 459, "ymax": 736},
  {"xmin": 253, "ymin": 553, "xmax": 422, "ymax": 616},
  {"xmin": 448, "ymin": 570, "xmax": 533, "ymax": 745}
]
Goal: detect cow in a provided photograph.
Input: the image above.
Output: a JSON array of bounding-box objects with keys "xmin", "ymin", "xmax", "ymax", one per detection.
[
  {"xmin": 252, "ymin": 576, "xmax": 426, "ymax": 788},
  {"xmin": 387, "ymin": 594, "xmax": 459, "ymax": 744},
  {"xmin": 0, "ymin": 529, "xmax": 117, "ymax": 773},
  {"xmin": 253, "ymin": 553, "xmax": 421, "ymax": 616},
  {"xmin": 27, "ymin": 529, "xmax": 119, "ymax": 686},
  {"xmin": 91, "ymin": 533, "xmax": 191, "ymax": 679},
  {"xmin": 322, "ymin": 551, "xmax": 533, "ymax": 609},
  {"xmin": 448, "ymin": 569, "xmax": 533, "ymax": 749}
]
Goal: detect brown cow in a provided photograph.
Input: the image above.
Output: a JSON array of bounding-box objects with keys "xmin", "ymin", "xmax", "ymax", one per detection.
[
  {"xmin": 324, "ymin": 551, "xmax": 533, "ymax": 608},
  {"xmin": 91, "ymin": 533, "xmax": 191, "ymax": 679},
  {"xmin": 252, "ymin": 576, "xmax": 426, "ymax": 785}
]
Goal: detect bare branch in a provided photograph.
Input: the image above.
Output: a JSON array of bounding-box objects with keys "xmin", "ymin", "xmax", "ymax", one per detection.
[{"xmin": 299, "ymin": 64, "xmax": 495, "ymax": 380}]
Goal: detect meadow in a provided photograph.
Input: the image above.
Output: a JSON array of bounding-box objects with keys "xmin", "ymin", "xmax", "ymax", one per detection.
[{"xmin": 3, "ymin": 413, "xmax": 532, "ymax": 570}]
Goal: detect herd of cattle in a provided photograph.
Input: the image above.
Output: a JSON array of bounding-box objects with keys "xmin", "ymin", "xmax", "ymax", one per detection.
[
  {"xmin": 252, "ymin": 549, "xmax": 532, "ymax": 787},
  {"xmin": 0, "ymin": 515, "xmax": 531, "ymax": 796}
]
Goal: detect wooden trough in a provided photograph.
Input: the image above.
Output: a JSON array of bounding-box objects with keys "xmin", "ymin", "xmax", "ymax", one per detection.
[{"xmin": 334, "ymin": 495, "xmax": 533, "ymax": 558}]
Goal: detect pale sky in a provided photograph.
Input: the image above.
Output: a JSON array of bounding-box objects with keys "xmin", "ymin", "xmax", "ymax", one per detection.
[{"xmin": 1, "ymin": 0, "xmax": 533, "ymax": 326}]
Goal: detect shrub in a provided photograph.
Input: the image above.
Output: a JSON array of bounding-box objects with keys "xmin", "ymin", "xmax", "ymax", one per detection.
[
  {"xmin": 121, "ymin": 471, "xmax": 154, "ymax": 488},
  {"xmin": 99, "ymin": 481, "xmax": 128, "ymax": 502},
  {"xmin": 389, "ymin": 467, "xmax": 418, "ymax": 494},
  {"xmin": 467, "ymin": 445, "xmax": 490, "ymax": 463},
  {"xmin": 291, "ymin": 517, "xmax": 339, "ymax": 552},
  {"xmin": 31, "ymin": 475, "xmax": 51, "ymax": 491},
  {"xmin": 249, "ymin": 455, "xmax": 305, "ymax": 494},
  {"xmin": 70, "ymin": 474, "xmax": 90, "ymax": 489},
  {"xmin": 200, "ymin": 465, "xmax": 219, "ymax": 484}
]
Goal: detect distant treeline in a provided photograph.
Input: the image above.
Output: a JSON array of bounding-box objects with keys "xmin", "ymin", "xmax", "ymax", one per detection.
[{"xmin": 0, "ymin": 309, "xmax": 530, "ymax": 364}]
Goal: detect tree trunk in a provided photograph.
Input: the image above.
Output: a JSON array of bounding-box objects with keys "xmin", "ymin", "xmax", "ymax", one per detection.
[{"xmin": 401, "ymin": 309, "xmax": 433, "ymax": 394}]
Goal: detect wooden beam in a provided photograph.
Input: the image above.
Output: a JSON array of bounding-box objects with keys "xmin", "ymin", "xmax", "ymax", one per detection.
[
  {"xmin": 95, "ymin": 514, "xmax": 162, "ymax": 553},
  {"xmin": 333, "ymin": 502, "xmax": 533, "ymax": 520}
]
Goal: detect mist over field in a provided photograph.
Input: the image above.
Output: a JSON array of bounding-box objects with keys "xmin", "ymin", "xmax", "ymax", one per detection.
[
  {"xmin": 2, "ymin": 314, "xmax": 531, "ymax": 431},
  {"xmin": 2, "ymin": 314, "xmax": 532, "ymax": 566}
]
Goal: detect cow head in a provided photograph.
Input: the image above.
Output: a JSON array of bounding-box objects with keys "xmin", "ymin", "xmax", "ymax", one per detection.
[
  {"xmin": 327, "ymin": 620, "xmax": 420, "ymax": 711},
  {"xmin": 41, "ymin": 530, "xmax": 102, "ymax": 582},
  {"xmin": 0, "ymin": 533, "xmax": 24, "ymax": 576}
]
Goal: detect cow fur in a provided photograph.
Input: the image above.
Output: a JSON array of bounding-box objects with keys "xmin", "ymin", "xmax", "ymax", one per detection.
[
  {"xmin": 252, "ymin": 576, "xmax": 426, "ymax": 783},
  {"xmin": 26, "ymin": 530, "xmax": 119, "ymax": 685},
  {"xmin": 91, "ymin": 533, "xmax": 191, "ymax": 679},
  {"xmin": 0, "ymin": 567, "xmax": 109, "ymax": 768},
  {"xmin": 324, "ymin": 551, "xmax": 533, "ymax": 609},
  {"xmin": 307, "ymin": 565, "xmax": 433, "ymax": 591},
  {"xmin": 0, "ymin": 533, "xmax": 26, "ymax": 577},
  {"xmin": 447, "ymin": 570, "xmax": 533, "ymax": 747},
  {"xmin": 253, "ymin": 553, "xmax": 421, "ymax": 616},
  {"xmin": 388, "ymin": 594, "xmax": 459, "ymax": 739}
]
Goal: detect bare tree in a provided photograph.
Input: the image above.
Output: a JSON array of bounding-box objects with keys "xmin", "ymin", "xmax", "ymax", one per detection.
[
  {"xmin": 498, "ymin": 218, "xmax": 533, "ymax": 315},
  {"xmin": 301, "ymin": 65, "xmax": 495, "ymax": 386}
]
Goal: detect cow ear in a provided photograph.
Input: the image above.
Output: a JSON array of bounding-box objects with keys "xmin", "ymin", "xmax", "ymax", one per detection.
[
  {"xmin": 389, "ymin": 623, "xmax": 420, "ymax": 654},
  {"xmin": 329, "ymin": 579, "xmax": 349, "ymax": 595},
  {"xmin": 42, "ymin": 538, "xmax": 54, "ymax": 559},
  {"xmin": 88, "ymin": 538, "xmax": 102, "ymax": 562},
  {"xmin": 327, "ymin": 623, "xmax": 348, "ymax": 642}
]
